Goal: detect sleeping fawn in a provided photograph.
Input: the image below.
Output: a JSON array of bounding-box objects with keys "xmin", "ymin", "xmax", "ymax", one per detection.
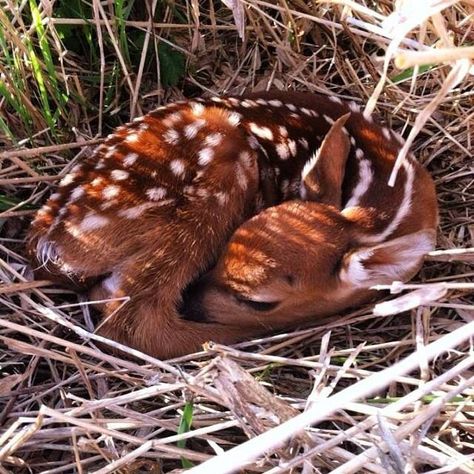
[{"xmin": 28, "ymin": 91, "xmax": 438, "ymax": 358}]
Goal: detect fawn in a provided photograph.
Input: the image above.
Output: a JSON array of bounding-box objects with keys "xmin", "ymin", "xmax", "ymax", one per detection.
[{"xmin": 28, "ymin": 91, "xmax": 438, "ymax": 358}]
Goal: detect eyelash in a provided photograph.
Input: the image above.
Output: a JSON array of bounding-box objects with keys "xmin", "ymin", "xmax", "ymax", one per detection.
[{"xmin": 236, "ymin": 297, "xmax": 280, "ymax": 312}]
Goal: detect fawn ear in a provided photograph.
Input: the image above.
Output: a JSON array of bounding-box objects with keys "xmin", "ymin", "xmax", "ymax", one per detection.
[
  {"xmin": 340, "ymin": 230, "xmax": 436, "ymax": 288},
  {"xmin": 300, "ymin": 113, "xmax": 351, "ymax": 208}
]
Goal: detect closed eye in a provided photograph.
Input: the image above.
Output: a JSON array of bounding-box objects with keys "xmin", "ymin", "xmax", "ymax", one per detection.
[{"xmin": 236, "ymin": 296, "xmax": 280, "ymax": 312}]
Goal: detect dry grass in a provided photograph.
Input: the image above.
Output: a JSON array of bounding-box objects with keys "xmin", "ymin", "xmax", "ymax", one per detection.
[{"xmin": 1, "ymin": 0, "xmax": 473, "ymax": 472}]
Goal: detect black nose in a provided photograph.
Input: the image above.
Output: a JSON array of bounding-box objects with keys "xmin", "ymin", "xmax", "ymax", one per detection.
[{"xmin": 178, "ymin": 278, "xmax": 210, "ymax": 322}]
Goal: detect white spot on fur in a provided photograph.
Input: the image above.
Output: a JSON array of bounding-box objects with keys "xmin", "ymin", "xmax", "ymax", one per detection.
[
  {"xmin": 111, "ymin": 169, "xmax": 129, "ymax": 181},
  {"xmin": 49, "ymin": 193, "xmax": 61, "ymax": 201},
  {"xmin": 269, "ymin": 99, "xmax": 283, "ymax": 107},
  {"xmin": 70, "ymin": 187, "xmax": 85, "ymax": 201},
  {"xmin": 355, "ymin": 148, "xmax": 364, "ymax": 159},
  {"xmin": 323, "ymin": 114, "xmax": 335, "ymax": 125},
  {"xmin": 349, "ymin": 102, "xmax": 360, "ymax": 113},
  {"xmin": 256, "ymin": 99, "xmax": 267, "ymax": 106},
  {"xmin": 279, "ymin": 126, "xmax": 288, "ymax": 138},
  {"xmin": 164, "ymin": 129, "xmax": 180, "ymax": 145},
  {"xmin": 123, "ymin": 152, "xmax": 139, "ymax": 167},
  {"xmin": 329, "ymin": 96, "xmax": 343, "ymax": 104},
  {"xmin": 59, "ymin": 174, "xmax": 76, "ymax": 187},
  {"xmin": 301, "ymin": 107, "xmax": 312, "ymax": 116},
  {"xmin": 118, "ymin": 202, "xmax": 158, "ymax": 219},
  {"xmin": 162, "ymin": 111, "xmax": 182, "ymax": 128},
  {"xmin": 198, "ymin": 148, "xmax": 214, "ymax": 166},
  {"xmin": 103, "ymin": 185, "xmax": 120, "ymax": 199},
  {"xmin": 204, "ymin": 132, "xmax": 223, "ymax": 147},
  {"xmin": 95, "ymin": 160, "xmax": 106, "ymax": 170},
  {"xmin": 350, "ymin": 136, "xmax": 356, "ymax": 147},
  {"xmin": 362, "ymin": 161, "xmax": 415, "ymax": 243},
  {"xmin": 184, "ymin": 119, "xmax": 206, "ymax": 139},
  {"xmin": 80, "ymin": 213, "xmax": 109, "ymax": 231},
  {"xmin": 104, "ymin": 147, "xmax": 117, "ymax": 159},
  {"xmin": 146, "ymin": 187, "xmax": 167, "ymax": 201},
  {"xmin": 249, "ymin": 123, "xmax": 273, "ymax": 140},
  {"xmin": 211, "ymin": 97, "xmax": 223, "ymax": 103},
  {"xmin": 170, "ymin": 159, "xmax": 185, "ymax": 177},
  {"xmin": 276, "ymin": 143, "xmax": 290, "ymax": 160},
  {"xmin": 344, "ymin": 159, "xmax": 373, "ymax": 208},
  {"xmin": 125, "ymin": 133, "xmax": 139, "ymax": 143},
  {"xmin": 287, "ymin": 103, "xmax": 297, "ymax": 112},
  {"xmin": 91, "ymin": 177, "xmax": 103, "ymax": 187},
  {"xmin": 227, "ymin": 112, "xmax": 242, "ymax": 127},
  {"xmin": 191, "ymin": 102, "xmax": 205, "ymax": 116}
]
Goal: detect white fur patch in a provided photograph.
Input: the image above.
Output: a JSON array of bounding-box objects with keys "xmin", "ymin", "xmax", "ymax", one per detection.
[
  {"xmin": 204, "ymin": 132, "xmax": 223, "ymax": 147},
  {"xmin": 276, "ymin": 143, "xmax": 290, "ymax": 160},
  {"xmin": 362, "ymin": 161, "xmax": 415, "ymax": 243},
  {"xmin": 355, "ymin": 148, "xmax": 365, "ymax": 159},
  {"xmin": 287, "ymin": 103, "xmax": 297, "ymax": 112},
  {"xmin": 103, "ymin": 185, "xmax": 120, "ymax": 199},
  {"xmin": 49, "ymin": 193, "xmax": 61, "ymax": 201},
  {"xmin": 125, "ymin": 133, "xmax": 139, "ymax": 143},
  {"xmin": 123, "ymin": 152, "xmax": 139, "ymax": 167},
  {"xmin": 198, "ymin": 147, "xmax": 214, "ymax": 166},
  {"xmin": 111, "ymin": 169, "xmax": 129, "ymax": 181},
  {"xmin": 329, "ymin": 96, "xmax": 343, "ymax": 104},
  {"xmin": 184, "ymin": 119, "xmax": 206, "ymax": 139},
  {"xmin": 344, "ymin": 159, "xmax": 373, "ymax": 208},
  {"xmin": 269, "ymin": 99, "xmax": 283, "ymax": 107},
  {"xmin": 102, "ymin": 272, "xmax": 121, "ymax": 295},
  {"xmin": 164, "ymin": 129, "xmax": 180, "ymax": 145},
  {"xmin": 105, "ymin": 147, "xmax": 117, "ymax": 159},
  {"xmin": 191, "ymin": 102, "xmax": 205, "ymax": 116},
  {"xmin": 227, "ymin": 112, "xmax": 242, "ymax": 127},
  {"xmin": 59, "ymin": 174, "xmax": 76, "ymax": 187},
  {"xmin": 118, "ymin": 203, "xmax": 151, "ymax": 219},
  {"xmin": 80, "ymin": 213, "xmax": 109, "ymax": 231},
  {"xmin": 146, "ymin": 187, "xmax": 167, "ymax": 201},
  {"xmin": 162, "ymin": 111, "xmax": 182, "ymax": 128},
  {"xmin": 249, "ymin": 123, "xmax": 273, "ymax": 140},
  {"xmin": 70, "ymin": 186, "xmax": 85, "ymax": 201},
  {"xmin": 279, "ymin": 126, "xmax": 288, "ymax": 138},
  {"xmin": 170, "ymin": 159, "xmax": 186, "ymax": 177},
  {"xmin": 323, "ymin": 114, "xmax": 335, "ymax": 125},
  {"xmin": 349, "ymin": 102, "xmax": 360, "ymax": 113},
  {"xmin": 301, "ymin": 107, "xmax": 312, "ymax": 116}
]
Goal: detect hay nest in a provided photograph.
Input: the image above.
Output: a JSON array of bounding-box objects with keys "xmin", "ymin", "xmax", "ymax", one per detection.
[{"xmin": 0, "ymin": 1, "xmax": 473, "ymax": 472}]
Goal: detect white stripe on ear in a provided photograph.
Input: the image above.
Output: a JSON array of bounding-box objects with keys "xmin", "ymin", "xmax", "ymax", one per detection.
[
  {"xmin": 340, "ymin": 230, "xmax": 436, "ymax": 288},
  {"xmin": 299, "ymin": 113, "xmax": 351, "ymax": 208}
]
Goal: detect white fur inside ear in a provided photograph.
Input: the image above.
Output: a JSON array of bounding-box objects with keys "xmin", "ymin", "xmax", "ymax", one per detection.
[
  {"xmin": 300, "ymin": 150, "xmax": 320, "ymax": 200},
  {"xmin": 341, "ymin": 230, "xmax": 436, "ymax": 288}
]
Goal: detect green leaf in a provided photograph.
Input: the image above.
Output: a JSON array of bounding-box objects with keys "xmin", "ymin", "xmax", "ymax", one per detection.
[
  {"xmin": 158, "ymin": 42, "xmax": 186, "ymax": 87},
  {"xmin": 391, "ymin": 64, "xmax": 434, "ymax": 84},
  {"xmin": 177, "ymin": 402, "xmax": 195, "ymax": 469}
]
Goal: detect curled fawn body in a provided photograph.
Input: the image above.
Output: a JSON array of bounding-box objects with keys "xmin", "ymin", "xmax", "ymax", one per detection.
[{"xmin": 28, "ymin": 91, "xmax": 438, "ymax": 358}]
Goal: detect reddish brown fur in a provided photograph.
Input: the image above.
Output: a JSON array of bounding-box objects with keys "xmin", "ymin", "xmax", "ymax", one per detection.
[{"xmin": 28, "ymin": 92, "xmax": 438, "ymax": 358}]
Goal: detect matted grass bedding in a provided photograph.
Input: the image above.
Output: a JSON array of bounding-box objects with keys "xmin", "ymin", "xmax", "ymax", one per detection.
[{"xmin": 0, "ymin": 1, "xmax": 473, "ymax": 472}]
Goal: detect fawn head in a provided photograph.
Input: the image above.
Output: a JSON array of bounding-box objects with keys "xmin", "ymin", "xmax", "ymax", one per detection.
[{"xmin": 180, "ymin": 114, "xmax": 436, "ymax": 330}]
